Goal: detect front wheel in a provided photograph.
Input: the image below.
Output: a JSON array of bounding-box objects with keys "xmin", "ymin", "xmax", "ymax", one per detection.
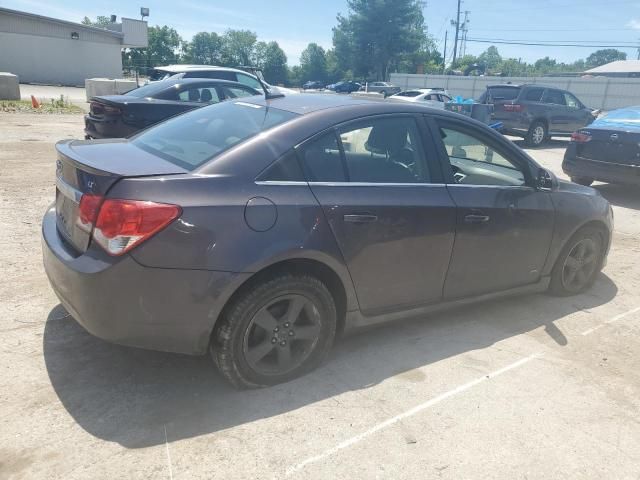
[
  {"xmin": 549, "ymin": 227, "xmax": 604, "ymax": 296},
  {"xmin": 525, "ymin": 121, "xmax": 547, "ymax": 147},
  {"xmin": 211, "ymin": 274, "xmax": 337, "ymax": 388}
]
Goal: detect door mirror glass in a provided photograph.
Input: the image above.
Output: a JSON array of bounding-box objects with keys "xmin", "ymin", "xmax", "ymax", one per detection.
[{"xmin": 537, "ymin": 168, "xmax": 554, "ymax": 191}]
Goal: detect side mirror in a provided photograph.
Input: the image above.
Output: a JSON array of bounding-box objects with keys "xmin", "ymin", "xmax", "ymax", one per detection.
[{"xmin": 536, "ymin": 168, "xmax": 554, "ymax": 191}]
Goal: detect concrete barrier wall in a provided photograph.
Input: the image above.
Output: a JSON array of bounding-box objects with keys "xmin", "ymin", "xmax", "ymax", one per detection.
[
  {"xmin": 85, "ymin": 78, "xmax": 138, "ymax": 100},
  {"xmin": 0, "ymin": 72, "xmax": 20, "ymax": 100},
  {"xmin": 389, "ymin": 73, "xmax": 640, "ymax": 111}
]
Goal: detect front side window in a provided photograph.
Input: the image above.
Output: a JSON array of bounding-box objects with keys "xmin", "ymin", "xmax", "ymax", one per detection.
[
  {"xmin": 438, "ymin": 124, "xmax": 526, "ymax": 187},
  {"xmin": 338, "ymin": 117, "xmax": 429, "ymax": 183},
  {"xmin": 177, "ymin": 86, "xmax": 221, "ymax": 103},
  {"xmin": 564, "ymin": 93, "xmax": 580, "ymax": 108},
  {"xmin": 132, "ymin": 101, "xmax": 298, "ymax": 171}
]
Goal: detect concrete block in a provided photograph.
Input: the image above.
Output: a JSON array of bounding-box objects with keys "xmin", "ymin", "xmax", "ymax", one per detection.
[
  {"xmin": 0, "ymin": 72, "xmax": 20, "ymax": 100},
  {"xmin": 85, "ymin": 78, "xmax": 138, "ymax": 100}
]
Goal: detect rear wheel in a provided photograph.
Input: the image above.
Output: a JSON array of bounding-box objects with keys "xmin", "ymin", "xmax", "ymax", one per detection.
[
  {"xmin": 549, "ymin": 227, "xmax": 604, "ymax": 296},
  {"xmin": 380, "ymin": 90, "xmax": 387, "ymax": 97},
  {"xmin": 525, "ymin": 121, "xmax": 547, "ymax": 147},
  {"xmin": 211, "ymin": 274, "xmax": 336, "ymax": 388},
  {"xmin": 571, "ymin": 176, "xmax": 594, "ymax": 186}
]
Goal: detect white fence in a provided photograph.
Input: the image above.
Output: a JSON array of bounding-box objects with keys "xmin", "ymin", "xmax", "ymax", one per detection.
[{"xmin": 389, "ymin": 73, "xmax": 640, "ymax": 111}]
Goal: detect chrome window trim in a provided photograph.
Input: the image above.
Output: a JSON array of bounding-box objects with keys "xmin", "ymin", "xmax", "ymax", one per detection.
[
  {"xmin": 254, "ymin": 180, "xmax": 308, "ymax": 186},
  {"xmin": 308, "ymin": 181, "xmax": 447, "ymax": 187},
  {"xmin": 56, "ymin": 175, "xmax": 83, "ymax": 203}
]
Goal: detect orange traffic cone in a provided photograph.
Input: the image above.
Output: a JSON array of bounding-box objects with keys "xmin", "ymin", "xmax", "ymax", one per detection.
[{"xmin": 31, "ymin": 95, "xmax": 40, "ymax": 108}]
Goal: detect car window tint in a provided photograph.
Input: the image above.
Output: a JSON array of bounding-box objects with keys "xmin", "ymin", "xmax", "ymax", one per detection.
[
  {"xmin": 236, "ymin": 73, "xmax": 263, "ymax": 90},
  {"xmin": 524, "ymin": 88, "xmax": 544, "ymax": 102},
  {"xmin": 396, "ymin": 91, "xmax": 420, "ymax": 97},
  {"xmin": 487, "ymin": 87, "xmax": 520, "ymax": 101},
  {"xmin": 132, "ymin": 101, "xmax": 298, "ymax": 171},
  {"xmin": 338, "ymin": 117, "xmax": 429, "ymax": 183},
  {"xmin": 177, "ymin": 87, "xmax": 220, "ymax": 103},
  {"xmin": 564, "ymin": 93, "xmax": 579, "ymax": 108},
  {"xmin": 257, "ymin": 150, "xmax": 305, "ymax": 182},
  {"xmin": 221, "ymin": 86, "xmax": 256, "ymax": 99},
  {"xmin": 125, "ymin": 82, "xmax": 179, "ymax": 98},
  {"xmin": 543, "ymin": 89, "xmax": 565, "ymax": 105},
  {"xmin": 438, "ymin": 125, "xmax": 525, "ymax": 187},
  {"xmin": 441, "ymin": 95, "xmax": 452, "ymax": 102},
  {"xmin": 298, "ymin": 132, "xmax": 346, "ymax": 182}
]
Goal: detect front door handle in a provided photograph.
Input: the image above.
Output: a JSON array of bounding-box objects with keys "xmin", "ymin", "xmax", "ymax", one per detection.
[
  {"xmin": 464, "ymin": 214, "xmax": 490, "ymax": 224},
  {"xmin": 343, "ymin": 214, "xmax": 378, "ymax": 223}
]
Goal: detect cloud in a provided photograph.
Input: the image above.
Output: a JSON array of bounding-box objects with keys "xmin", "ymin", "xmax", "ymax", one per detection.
[{"xmin": 627, "ymin": 19, "xmax": 640, "ymax": 29}]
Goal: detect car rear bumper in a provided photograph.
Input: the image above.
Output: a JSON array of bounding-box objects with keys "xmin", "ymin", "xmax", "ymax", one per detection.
[
  {"xmin": 84, "ymin": 114, "xmax": 138, "ymax": 139},
  {"xmin": 563, "ymin": 155, "xmax": 640, "ymax": 185},
  {"xmin": 42, "ymin": 205, "xmax": 250, "ymax": 355}
]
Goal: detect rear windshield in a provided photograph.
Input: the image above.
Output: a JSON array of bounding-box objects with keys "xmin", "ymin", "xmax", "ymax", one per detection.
[
  {"xmin": 125, "ymin": 82, "xmax": 176, "ymax": 98},
  {"xmin": 486, "ymin": 86, "xmax": 521, "ymax": 102},
  {"xmin": 131, "ymin": 101, "xmax": 299, "ymax": 170}
]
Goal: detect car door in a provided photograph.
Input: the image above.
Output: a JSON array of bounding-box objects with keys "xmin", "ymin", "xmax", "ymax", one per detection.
[
  {"xmin": 563, "ymin": 92, "xmax": 592, "ymax": 130},
  {"xmin": 429, "ymin": 116, "xmax": 555, "ymax": 299},
  {"xmin": 297, "ymin": 115, "xmax": 457, "ymax": 314},
  {"xmin": 542, "ymin": 88, "xmax": 571, "ymax": 133}
]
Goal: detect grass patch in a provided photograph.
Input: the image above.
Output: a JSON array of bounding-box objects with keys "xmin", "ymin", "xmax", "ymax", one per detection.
[{"xmin": 0, "ymin": 95, "xmax": 84, "ymax": 114}]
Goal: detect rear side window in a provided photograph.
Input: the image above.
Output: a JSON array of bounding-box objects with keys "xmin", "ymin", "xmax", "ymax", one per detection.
[
  {"xmin": 257, "ymin": 151, "xmax": 305, "ymax": 182},
  {"xmin": 177, "ymin": 86, "xmax": 221, "ymax": 103},
  {"xmin": 543, "ymin": 89, "xmax": 565, "ymax": 105},
  {"xmin": 523, "ymin": 88, "xmax": 544, "ymax": 102},
  {"xmin": 132, "ymin": 101, "xmax": 298, "ymax": 171},
  {"xmin": 487, "ymin": 87, "xmax": 520, "ymax": 101},
  {"xmin": 298, "ymin": 132, "xmax": 346, "ymax": 182}
]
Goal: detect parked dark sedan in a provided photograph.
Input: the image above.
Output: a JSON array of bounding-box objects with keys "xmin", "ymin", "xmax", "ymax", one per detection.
[
  {"xmin": 480, "ymin": 84, "xmax": 597, "ymax": 146},
  {"xmin": 563, "ymin": 107, "xmax": 640, "ymax": 186},
  {"xmin": 84, "ymin": 78, "xmax": 259, "ymax": 139},
  {"xmin": 331, "ymin": 81, "xmax": 362, "ymax": 93},
  {"xmin": 303, "ymin": 80, "xmax": 325, "ymax": 90},
  {"xmin": 43, "ymin": 93, "xmax": 612, "ymax": 388}
]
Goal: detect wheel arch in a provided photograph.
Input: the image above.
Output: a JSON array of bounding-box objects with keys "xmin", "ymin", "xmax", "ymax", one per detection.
[{"xmin": 549, "ymin": 219, "xmax": 611, "ymax": 273}]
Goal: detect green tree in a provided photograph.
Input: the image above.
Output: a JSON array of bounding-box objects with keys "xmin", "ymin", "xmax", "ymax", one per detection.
[
  {"xmin": 325, "ymin": 49, "xmax": 346, "ymax": 83},
  {"xmin": 253, "ymin": 41, "xmax": 288, "ymax": 85},
  {"xmin": 300, "ymin": 43, "xmax": 328, "ymax": 82},
  {"xmin": 288, "ymin": 65, "xmax": 304, "ymax": 87},
  {"xmin": 586, "ymin": 49, "xmax": 627, "ymax": 68},
  {"xmin": 81, "ymin": 16, "xmax": 112, "ymax": 27},
  {"xmin": 478, "ymin": 46, "xmax": 502, "ymax": 71},
  {"xmin": 533, "ymin": 56, "xmax": 558, "ymax": 74},
  {"xmin": 186, "ymin": 32, "xmax": 223, "ymax": 65},
  {"xmin": 332, "ymin": 0, "xmax": 427, "ymax": 80},
  {"xmin": 222, "ymin": 30, "xmax": 257, "ymax": 66}
]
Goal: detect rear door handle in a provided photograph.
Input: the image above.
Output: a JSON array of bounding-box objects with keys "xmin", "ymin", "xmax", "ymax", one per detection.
[
  {"xmin": 464, "ymin": 214, "xmax": 490, "ymax": 224},
  {"xmin": 343, "ymin": 214, "xmax": 378, "ymax": 223}
]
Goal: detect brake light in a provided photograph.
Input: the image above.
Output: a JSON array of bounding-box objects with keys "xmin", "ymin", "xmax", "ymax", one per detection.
[
  {"xmin": 571, "ymin": 131, "xmax": 592, "ymax": 143},
  {"xmin": 503, "ymin": 104, "xmax": 525, "ymax": 112},
  {"xmin": 103, "ymin": 104, "xmax": 121, "ymax": 115},
  {"xmin": 77, "ymin": 194, "xmax": 104, "ymax": 233},
  {"xmin": 92, "ymin": 199, "xmax": 181, "ymax": 256}
]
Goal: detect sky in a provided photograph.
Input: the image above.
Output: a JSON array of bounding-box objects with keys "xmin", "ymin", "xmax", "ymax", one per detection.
[{"xmin": 4, "ymin": 0, "xmax": 640, "ymax": 66}]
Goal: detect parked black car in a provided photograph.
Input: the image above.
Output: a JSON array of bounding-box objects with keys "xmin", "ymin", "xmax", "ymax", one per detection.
[
  {"xmin": 331, "ymin": 81, "xmax": 362, "ymax": 93},
  {"xmin": 84, "ymin": 78, "xmax": 259, "ymax": 139},
  {"xmin": 563, "ymin": 106, "xmax": 640, "ymax": 186},
  {"xmin": 44, "ymin": 93, "xmax": 612, "ymax": 388},
  {"xmin": 303, "ymin": 80, "xmax": 324, "ymax": 90},
  {"xmin": 479, "ymin": 84, "xmax": 597, "ymax": 146}
]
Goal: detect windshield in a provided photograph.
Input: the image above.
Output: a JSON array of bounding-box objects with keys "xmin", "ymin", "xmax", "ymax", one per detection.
[
  {"xmin": 125, "ymin": 81, "xmax": 176, "ymax": 98},
  {"xmin": 131, "ymin": 101, "xmax": 298, "ymax": 170}
]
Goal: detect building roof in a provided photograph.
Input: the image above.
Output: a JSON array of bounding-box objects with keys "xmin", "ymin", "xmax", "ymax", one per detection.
[
  {"xmin": 0, "ymin": 6, "xmax": 123, "ymax": 38},
  {"xmin": 584, "ymin": 60, "xmax": 640, "ymax": 74}
]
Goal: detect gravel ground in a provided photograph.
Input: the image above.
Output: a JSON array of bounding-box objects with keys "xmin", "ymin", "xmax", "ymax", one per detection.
[{"xmin": 1, "ymin": 112, "xmax": 640, "ymax": 480}]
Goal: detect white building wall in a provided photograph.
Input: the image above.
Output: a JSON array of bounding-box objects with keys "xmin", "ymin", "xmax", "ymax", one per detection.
[{"xmin": 0, "ymin": 32, "xmax": 122, "ymax": 86}]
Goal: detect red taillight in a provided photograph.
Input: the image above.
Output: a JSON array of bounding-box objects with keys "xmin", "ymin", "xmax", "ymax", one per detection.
[
  {"xmin": 571, "ymin": 131, "xmax": 592, "ymax": 143},
  {"xmin": 92, "ymin": 199, "xmax": 181, "ymax": 256},
  {"xmin": 77, "ymin": 194, "xmax": 104, "ymax": 232},
  {"xmin": 103, "ymin": 104, "xmax": 121, "ymax": 115},
  {"xmin": 90, "ymin": 102, "xmax": 120, "ymax": 116},
  {"xmin": 503, "ymin": 104, "xmax": 525, "ymax": 112}
]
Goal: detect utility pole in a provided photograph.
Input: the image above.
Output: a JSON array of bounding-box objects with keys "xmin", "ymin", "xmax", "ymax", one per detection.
[
  {"xmin": 451, "ymin": 0, "xmax": 462, "ymax": 67},
  {"xmin": 442, "ymin": 30, "xmax": 448, "ymax": 74},
  {"xmin": 460, "ymin": 10, "xmax": 470, "ymax": 58}
]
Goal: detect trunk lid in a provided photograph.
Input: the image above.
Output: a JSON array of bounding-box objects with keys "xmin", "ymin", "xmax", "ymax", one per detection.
[
  {"xmin": 577, "ymin": 126, "xmax": 640, "ymax": 166},
  {"xmin": 54, "ymin": 139, "xmax": 187, "ymax": 253}
]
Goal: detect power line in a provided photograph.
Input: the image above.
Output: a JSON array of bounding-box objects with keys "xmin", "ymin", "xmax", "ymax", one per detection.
[
  {"xmin": 466, "ymin": 38, "xmax": 640, "ymax": 48},
  {"xmin": 469, "ymin": 37, "xmax": 639, "ymax": 45}
]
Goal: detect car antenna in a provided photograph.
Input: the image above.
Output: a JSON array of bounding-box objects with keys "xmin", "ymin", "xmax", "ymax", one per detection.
[{"xmin": 260, "ymin": 79, "xmax": 285, "ymax": 100}]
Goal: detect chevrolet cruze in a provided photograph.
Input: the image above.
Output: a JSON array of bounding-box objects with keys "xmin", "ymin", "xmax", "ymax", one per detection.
[{"xmin": 42, "ymin": 93, "xmax": 613, "ymax": 388}]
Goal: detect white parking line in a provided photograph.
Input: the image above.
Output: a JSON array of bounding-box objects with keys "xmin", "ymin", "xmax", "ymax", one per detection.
[
  {"xmin": 581, "ymin": 306, "xmax": 640, "ymax": 336},
  {"xmin": 164, "ymin": 424, "xmax": 173, "ymax": 480},
  {"xmin": 285, "ymin": 352, "xmax": 542, "ymax": 476}
]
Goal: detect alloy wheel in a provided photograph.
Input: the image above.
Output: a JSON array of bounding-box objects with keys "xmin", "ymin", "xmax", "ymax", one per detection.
[
  {"xmin": 561, "ymin": 238, "xmax": 599, "ymax": 292},
  {"xmin": 532, "ymin": 125, "xmax": 545, "ymax": 145},
  {"xmin": 243, "ymin": 294, "xmax": 322, "ymax": 376}
]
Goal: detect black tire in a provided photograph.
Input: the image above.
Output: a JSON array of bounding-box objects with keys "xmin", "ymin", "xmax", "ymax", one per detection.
[
  {"xmin": 211, "ymin": 274, "xmax": 337, "ymax": 389},
  {"xmin": 549, "ymin": 226, "xmax": 605, "ymax": 296},
  {"xmin": 380, "ymin": 90, "xmax": 387, "ymax": 98},
  {"xmin": 525, "ymin": 121, "xmax": 547, "ymax": 147},
  {"xmin": 571, "ymin": 176, "xmax": 594, "ymax": 187}
]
